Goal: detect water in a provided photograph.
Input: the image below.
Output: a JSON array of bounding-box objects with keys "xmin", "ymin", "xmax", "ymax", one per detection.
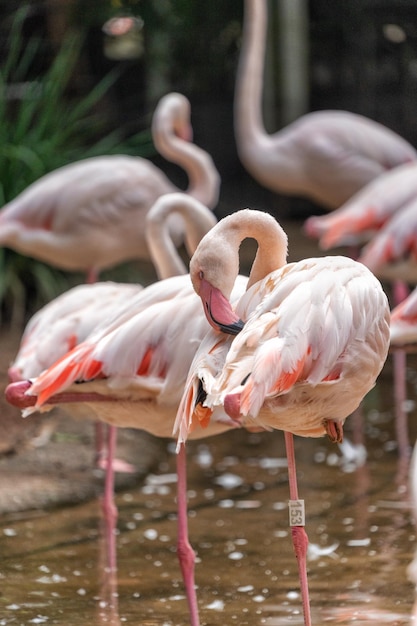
[{"xmin": 0, "ymin": 351, "xmax": 416, "ymax": 625}]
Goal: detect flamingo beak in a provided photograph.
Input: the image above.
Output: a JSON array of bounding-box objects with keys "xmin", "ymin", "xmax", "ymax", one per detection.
[{"xmin": 199, "ymin": 278, "xmax": 244, "ymax": 335}]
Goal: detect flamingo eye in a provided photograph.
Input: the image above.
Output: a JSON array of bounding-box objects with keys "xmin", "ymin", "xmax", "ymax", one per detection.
[{"xmin": 199, "ymin": 271, "xmax": 204, "ymax": 280}]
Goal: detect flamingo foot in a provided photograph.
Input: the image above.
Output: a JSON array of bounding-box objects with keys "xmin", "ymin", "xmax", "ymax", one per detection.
[
  {"xmin": 224, "ymin": 391, "xmax": 242, "ymax": 421},
  {"xmin": 97, "ymin": 456, "xmax": 137, "ymax": 474},
  {"xmin": 325, "ymin": 419, "xmax": 344, "ymax": 443}
]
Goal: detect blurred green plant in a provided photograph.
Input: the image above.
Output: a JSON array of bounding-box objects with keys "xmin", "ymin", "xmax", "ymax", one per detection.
[{"xmin": 0, "ymin": 7, "xmax": 154, "ymax": 327}]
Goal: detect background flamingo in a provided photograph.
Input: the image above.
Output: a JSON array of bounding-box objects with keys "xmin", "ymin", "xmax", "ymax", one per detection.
[
  {"xmin": 0, "ymin": 92, "xmax": 220, "ymax": 282},
  {"xmin": 304, "ymin": 161, "xmax": 417, "ymax": 248},
  {"xmin": 234, "ymin": 0, "xmax": 417, "ymax": 211},
  {"xmin": 1, "ymin": 91, "xmax": 219, "ymax": 481},
  {"xmin": 174, "ymin": 209, "xmax": 390, "ymax": 626}
]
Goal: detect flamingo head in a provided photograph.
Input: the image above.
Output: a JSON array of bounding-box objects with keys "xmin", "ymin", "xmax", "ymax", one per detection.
[{"xmin": 196, "ymin": 273, "xmax": 244, "ymax": 335}]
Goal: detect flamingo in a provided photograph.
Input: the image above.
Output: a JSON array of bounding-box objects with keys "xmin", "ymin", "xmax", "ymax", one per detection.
[
  {"xmin": 357, "ymin": 200, "xmax": 417, "ymax": 285},
  {"xmin": 0, "ymin": 92, "xmax": 220, "ymax": 282},
  {"xmin": 2, "ymin": 91, "xmax": 219, "ymax": 476},
  {"xmin": 6, "ymin": 193, "xmax": 218, "ymax": 573},
  {"xmin": 174, "ymin": 209, "xmax": 390, "ymax": 626},
  {"xmin": 8, "ymin": 191, "xmax": 217, "ymax": 403},
  {"xmin": 304, "ymin": 161, "xmax": 417, "ymax": 249},
  {"xmin": 304, "ymin": 166, "xmax": 417, "ymax": 471},
  {"xmin": 235, "ymin": 0, "xmax": 417, "ymax": 210}
]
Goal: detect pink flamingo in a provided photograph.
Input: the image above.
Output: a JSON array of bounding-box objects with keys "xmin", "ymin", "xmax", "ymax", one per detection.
[
  {"xmin": 174, "ymin": 209, "xmax": 390, "ymax": 626},
  {"xmin": 0, "ymin": 92, "xmax": 220, "ymax": 282},
  {"xmin": 304, "ymin": 166, "xmax": 417, "ymax": 472},
  {"xmin": 235, "ymin": 0, "xmax": 417, "ymax": 210},
  {"xmin": 357, "ymin": 200, "xmax": 417, "ymax": 284},
  {"xmin": 2, "ymin": 91, "xmax": 220, "ymax": 473},
  {"xmin": 304, "ymin": 161, "xmax": 417, "ymax": 248}
]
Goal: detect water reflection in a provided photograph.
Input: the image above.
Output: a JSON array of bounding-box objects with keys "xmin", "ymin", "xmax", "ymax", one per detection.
[{"xmin": 1, "ymin": 355, "xmax": 417, "ymax": 625}]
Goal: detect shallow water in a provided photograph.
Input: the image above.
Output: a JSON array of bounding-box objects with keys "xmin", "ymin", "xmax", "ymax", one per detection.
[{"xmin": 1, "ymin": 350, "xmax": 417, "ymax": 625}]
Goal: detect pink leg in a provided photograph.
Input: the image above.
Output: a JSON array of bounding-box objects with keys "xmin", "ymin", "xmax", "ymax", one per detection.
[
  {"xmin": 284, "ymin": 431, "xmax": 312, "ymax": 626},
  {"xmin": 101, "ymin": 425, "xmax": 118, "ymax": 573},
  {"xmin": 96, "ymin": 423, "xmax": 136, "ymax": 474},
  {"xmin": 176, "ymin": 443, "xmax": 200, "ymax": 626},
  {"xmin": 392, "ymin": 280, "xmax": 411, "ymax": 482}
]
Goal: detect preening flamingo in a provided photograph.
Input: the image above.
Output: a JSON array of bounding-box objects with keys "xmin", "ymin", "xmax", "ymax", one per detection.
[
  {"xmin": 304, "ymin": 161, "xmax": 417, "ymax": 248},
  {"xmin": 0, "ymin": 92, "xmax": 220, "ymax": 282},
  {"xmin": 174, "ymin": 209, "xmax": 390, "ymax": 626},
  {"xmin": 235, "ymin": 0, "xmax": 417, "ymax": 210}
]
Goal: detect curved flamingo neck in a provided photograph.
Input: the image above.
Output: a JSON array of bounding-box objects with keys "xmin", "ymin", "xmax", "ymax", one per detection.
[
  {"xmin": 145, "ymin": 194, "xmax": 217, "ymax": 280},
  {"xmin": 152, "ymin": 95, "xmax": 220, "ymax": 208},
  {"xmin": 191, "ymin": 209, "xmax": 288, "ymax": 300},
  {"xmin": 234, "ymin": 0, "xmax": 272, "ymax": 161},
  {"xmin": 241, "ymin": 211, "xmax": 288, "ymax": 289}
]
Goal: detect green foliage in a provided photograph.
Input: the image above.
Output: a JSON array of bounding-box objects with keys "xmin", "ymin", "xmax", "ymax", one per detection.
[{"xmin": 0, "ymin": 7, "xmax": 154, "ymax": 327}]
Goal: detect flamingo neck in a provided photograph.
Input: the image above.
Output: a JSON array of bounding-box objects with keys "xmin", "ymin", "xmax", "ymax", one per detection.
[
  {"xmin": 242, "ymin": 212, "xmax": 288, "ymax": 289},
  {"xmin": 145, "ymin": 194, "xmax": 217, "ymax": 280},
  {"xmin": 234, "ymin": 0, "xmax": 272, "ymax": 160},
  {"xmin": 191, "ymin": 209, "xmax": 288, "ymax": 300},
  {"xmin": 152, "ymin": 109, "xmax": 220, "ymax": 209}
]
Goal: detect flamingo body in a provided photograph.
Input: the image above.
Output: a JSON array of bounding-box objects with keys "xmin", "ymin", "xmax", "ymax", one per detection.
[
  {"xmin": 235, "ymin": 0, "xmax": 417, "ymax": 209},
  {"xmin": 304, "ymin": 162, "xmax": 417, "ymax": 248},
  {"xmin": 357, "ymin": 200, "xmax": 417, "ymax": 283},
  {"xmin": 176, "ymin": 250, "xmax": 390, "ymax": 443},
  {"xmin": 7, "ymin": 274, "xmax": 248, "ymax": 439},
  {"xmin": 0, "ymin": 93, "xmax": 220, "ymax": 276},
  {"xmin": 9, "ymin": 282, "xmax": 143, "ymax": 382}
]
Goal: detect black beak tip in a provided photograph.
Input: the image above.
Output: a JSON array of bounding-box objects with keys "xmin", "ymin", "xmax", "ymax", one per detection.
[{"xmin": 218, "ymin": 318, "xmax": 245, "ymax": 336}]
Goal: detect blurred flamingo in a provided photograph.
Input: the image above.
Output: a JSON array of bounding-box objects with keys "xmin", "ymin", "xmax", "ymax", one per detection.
[
  {"xmin": 357, "ymin": 200, "xmax": 417, "ymax": 284},
  {"xmin": 304, "ymin": 161, "xmax": 417, "ymax": 248},
  {"xmin": 174, "ymin": 209, "xmax": 390, "ymax": 626},
  {"xmin": 235, "ymin": 0, "xmax": 417, "ymax": 210},
  {"xmin": 2, "ymin": 91, "xmax": 219, "ymax": 475},
  {"xmin": 0, "ymin": 92, "xmax": 220, "ymax": 282},
  {"xmin": 304, "ymin": 164, "xmax": 417, "ymax": 471}
]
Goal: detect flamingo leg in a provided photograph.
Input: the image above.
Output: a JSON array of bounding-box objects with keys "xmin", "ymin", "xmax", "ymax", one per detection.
[
  {"xmin": 101, "ymin": 425, "xmax": 118, "ymax": 573},
  {"xmin": 176, "ymin": 442, "xmax": 200, "ymax": 626},
  {"xmin": 284, "ymin": 431, "xmax": 312, "ymax": 626},
  {"xmin": 392, "ymin": 280, "xmax": 411, "ymax": 483}
]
